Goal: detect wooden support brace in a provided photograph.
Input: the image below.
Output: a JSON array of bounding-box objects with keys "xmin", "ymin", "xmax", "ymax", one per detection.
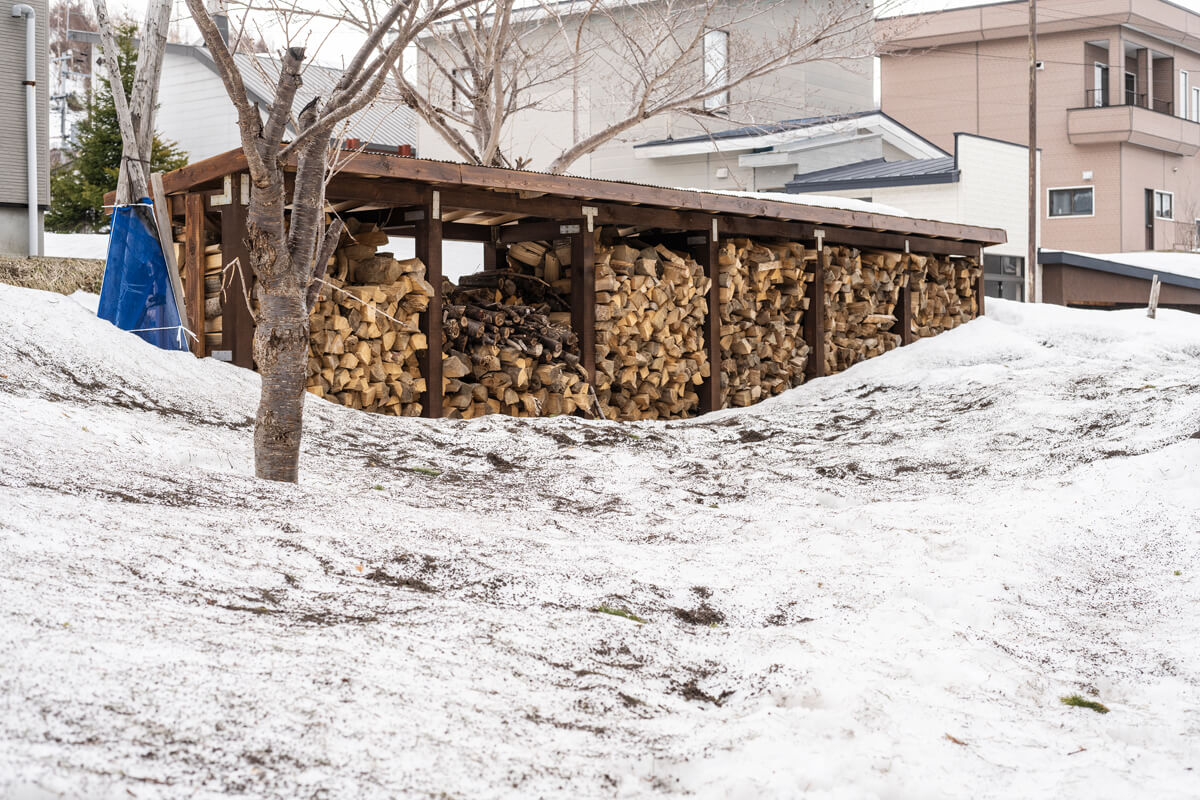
[
  {"xmin": 219, "ymin": 183, "xmax": 255, "ymax": 369},
  {"xmin": 416, "ymin": 190, "xmax": 444, "ymax": 418},
  {"xmin": 570, "ymin": 224, "xmax": 596, "ymax": 390},
  {"xmin": 804, "ymin": 238, "xmax": 827, "ymax": 380},
  {"xmin": 689, "ymin": 231, "xmax": 721, "ymax": 413},
  {"xmin": 184, "ymin": 193, "xmax": 207, "ymax": 357}
]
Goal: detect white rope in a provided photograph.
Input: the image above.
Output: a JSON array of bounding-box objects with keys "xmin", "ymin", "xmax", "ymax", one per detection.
[
  {"xmin": 102, "ymin": 202, "xmax": 155, "ymax": 209},
  {"xmin": 313, "ymin": 277, "xmax": 418, "ymax": 330},
  {"xmin": 129, "ymin": 324, "xmax": 199, "ymax": 348}
]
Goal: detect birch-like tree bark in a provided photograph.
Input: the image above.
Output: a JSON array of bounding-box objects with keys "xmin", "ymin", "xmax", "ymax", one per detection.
[{"xmin": 176, "ymin": 0, "xmax": 479, "ymax": 482}]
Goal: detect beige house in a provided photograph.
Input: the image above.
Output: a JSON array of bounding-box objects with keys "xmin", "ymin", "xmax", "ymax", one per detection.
[
  {"xmin": 880, "ymin": 0, "xmax": 1200, "ymax": 255},
  {"xmin": 413, "ymin": 0, "xmax": 874, "ymax": 186}
]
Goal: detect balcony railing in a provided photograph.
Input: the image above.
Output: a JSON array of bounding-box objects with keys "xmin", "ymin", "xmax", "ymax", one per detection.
[{"xmin": 1081, "ymin": 91, "xmax": 1173, "ymax": 116}]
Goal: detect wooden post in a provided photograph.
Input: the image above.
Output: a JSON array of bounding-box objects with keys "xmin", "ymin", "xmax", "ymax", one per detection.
[
  {"xmin": 976, "ymin": 246, "xmax": 987, "ymax": 317},
  {"xmin": 482, "ymin": 228, "xmax": 506, "ymax": 271},
  {"xmin": 804, "ymin": 239, "xmax": 827, "ymax": 380},
  {"xmin": 184, "ymin": 193, "xmax": 207, "ymax": 357},
  {"xmin": 415, "ymin": 190, "xmax": 444, "ymax": 418},
  {"xmin": 571, "ymin": 224, "xmax": 596, "ymax": 387},
  {"xmin": 1147, "ymin": 274, "xmax": 1162, "ymax": 319},
  {"xmin": 689, "ymin": 227, "xmax": 721, "ymax": 413},
  {"xmin": 218, "ymin": 179, "xmax": 254, "ymax": 369},
  {"xmin": 897, "ymin": 279, "xmax": 914, "ymax": 346}
]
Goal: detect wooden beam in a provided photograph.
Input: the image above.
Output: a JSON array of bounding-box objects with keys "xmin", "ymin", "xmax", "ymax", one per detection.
[
  {"xmin": 897, "ymin": 282, "xmax": 914, "ymax": 346},
  {"xmin": 184, "ymin": 193, "xmax": 207, "ymax": 357},
  {"xmin": 690, "ymin": 233, "xmax": 721, "ymax": 413},
  {"xmin": 570, "ymin": 224, "xmax": 596, "ymax": 391},
  {"xmin": 415, "ymin": 190, "xmax": 444, "ymax": 419},
  {"xmin": 219, "ymin": 192, "xmax": 255, "ymax": 369},
  {"xmin": 804, "ymin": 244, "xmax": 826, "ymax": 380},
  {"xmin": 496, "ymin": 219, "xmax": 586, "ymax": 243},
  {"xmin": 382, "ymin": 220, "xmax": 494, "ymax": 243}
]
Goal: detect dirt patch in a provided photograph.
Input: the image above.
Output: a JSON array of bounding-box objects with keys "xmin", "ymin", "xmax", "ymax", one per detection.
[
  {"xmin": 675, "ymin": 678, "xmax": 734, "ymax": 706},
  {"xmin": 364, "ymin": 568, "xmax": 436, "ymax": 593},
  {"xmin": 0, "ymin": 256, "xmax": 104, "ymax": 294},
  {"xmin": 673, "ymin": 603, "xmax": 725, "ymax": 627}
]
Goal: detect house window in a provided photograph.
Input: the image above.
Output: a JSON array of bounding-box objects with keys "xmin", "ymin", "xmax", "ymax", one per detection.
[
  {"xmin": 1048, "ymin": 187, "xmax": 1094, "ymax": 217},
  {"xmin": 1182, "ymin": 71, "xmax": 1190, "ymax": 119},
  {"xmin": 1154, "ymin": 190, "xmax": 1173, "ymax": 220},
  {"xmin": 1192, "ymin": 86, "xmax": 1200, "ymax": 122},
  {"xmin": 703, "ymin": 30, "xmax": 729, "ymax": 111},
  {"xmin": 451, "ymin": 68, "xmax": 474, "ymax": 112}
]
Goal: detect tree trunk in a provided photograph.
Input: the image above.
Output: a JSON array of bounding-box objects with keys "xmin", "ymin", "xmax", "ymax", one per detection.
[{"xmin": 252, "ymin": 285, "xmax": 310, "ymax": 482}]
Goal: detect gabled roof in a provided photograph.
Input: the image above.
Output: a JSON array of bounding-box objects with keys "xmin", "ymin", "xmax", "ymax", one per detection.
[
  {"xmin": 68, "ymin": 31, "xmax": 416, "ymax": 147},
  {"xmin": 632, "ymin": 111, "xmax": 948, "ymax": 162},
  {"xmin": 784, "ymin": 156, "xmax": 960, "ymax": 193}
]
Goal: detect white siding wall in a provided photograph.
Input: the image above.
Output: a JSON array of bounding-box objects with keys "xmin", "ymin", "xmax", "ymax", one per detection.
[
  {"xmin": 804, "ymin": 135, "xmax": 1036, "ymax": 259},
  {"xmin": 154, "ymin": 53, "xmax": 240, "ymax": 163}
]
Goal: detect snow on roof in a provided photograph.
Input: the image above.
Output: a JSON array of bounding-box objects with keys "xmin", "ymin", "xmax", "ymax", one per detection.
[
  {"xmin": 1059, "ymin": 250, "xmax": 1200, "ymax": 282},
  {"xmin": 3, "ymin": 280, "xmax": 1200, "ymax": 797}
]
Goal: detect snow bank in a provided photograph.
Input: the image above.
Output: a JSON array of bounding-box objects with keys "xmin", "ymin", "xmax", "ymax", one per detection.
[
  {"xmin": 43, "ymin": 233, "xmax": 109, "ymax": 260},
  {"xmin": 1, "ymin": 285, "xmax": 1199, "ymax": 799}
]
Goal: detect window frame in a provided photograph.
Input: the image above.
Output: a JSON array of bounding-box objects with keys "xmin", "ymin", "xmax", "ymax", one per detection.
[
  {"xmin": 1047, "ymin": 186, "xmax": 1096, "ymax": 218},
  {"xmin": 1154, "ymin": 190, "xmax": 1174, "ymax": 220},
  {"xmin": 1192, "ymin": 85, "xmax": 1200, "ymax": 122},
  {"xmin": 702, "ymin": 29, "xmax": 730, "ymax": 112},
  {"xmin": 450, "ymin": 67, "xmax": 474, "ymax": 113},
  {"xmin": 1181, "ymin": 70, "xmax": 1190, "ymax": 119},
  {"xmin": 1093, "ymin": 62, "xmax": 1109, "ymax": 107}
]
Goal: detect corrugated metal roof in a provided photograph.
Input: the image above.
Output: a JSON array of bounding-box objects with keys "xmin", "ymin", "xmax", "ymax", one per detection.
[
  {"xmin": 784, "ymin": 157, "xmax": 959, "ymax": 193},
  {"xmin": 229, "ymin": 53, "xmax": 416, "ymax": 147}
]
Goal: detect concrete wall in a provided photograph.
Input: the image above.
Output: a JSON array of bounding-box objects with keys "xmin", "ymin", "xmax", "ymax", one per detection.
[
  {"xmin": 0, "ymin": 207, "xmax": 44, "ymax": 256},
  {"xmin": 882, "ymin": 19, "xmax": 1200, "ymax": 254},
  {"xmin": 415, "ymin": 0, "xmax": 873, "ymax": 182},
  {"xmin": 1, "ymin": 0, "xmax": 49, "ymax": 255}
]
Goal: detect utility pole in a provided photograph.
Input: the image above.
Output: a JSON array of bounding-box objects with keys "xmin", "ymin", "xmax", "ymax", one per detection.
[{"xmin": 1028, "ymin": 0, "xmax": 1039, "ymax": 302}]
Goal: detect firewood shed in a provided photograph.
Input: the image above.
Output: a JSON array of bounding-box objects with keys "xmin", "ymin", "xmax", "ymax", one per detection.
[{"xmin": 125, "ymin": 146, "xmax": 1006, "ymax": 420}]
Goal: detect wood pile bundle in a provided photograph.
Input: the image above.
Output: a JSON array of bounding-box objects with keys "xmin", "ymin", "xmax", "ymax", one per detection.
[
  {"xmin": 505, "ymin": 231, "xmax": 712, "ymax": 420},
  {"xmin": 718, "ymin": 238, "xmax": 814, "ymax": 407},
  {"xmin": 441, "ymin": 274, "xmax": 591, "ymax": 419},
  {"xmin": 905, "ymin": 254, "xmax": 981, "ymax": 337},
  {"xmin": 305, "ymin": 221, "xmax": 433, "ymax": 415},
  {"xmin": 173, "ymin": 238, "xmax": 225, "ymax": 352},
  {"xmin": 591, "ymin": 240, "xmax": 710, "ymax": 420},
  {"xmin": 822, "ymin": 246, "xmax": 905, "ymax": 375}
]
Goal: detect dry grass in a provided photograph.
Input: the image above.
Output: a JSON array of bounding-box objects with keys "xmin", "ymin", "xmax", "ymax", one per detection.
[{"xmin": 0, "ymin": 256, "xmax": 105, "ymax": 295}]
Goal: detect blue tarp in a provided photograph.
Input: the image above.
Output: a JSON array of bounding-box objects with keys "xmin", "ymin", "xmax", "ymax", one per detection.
[{"xmin": 97, "ymin": 199, "xmax": 192, "ymax": 352}]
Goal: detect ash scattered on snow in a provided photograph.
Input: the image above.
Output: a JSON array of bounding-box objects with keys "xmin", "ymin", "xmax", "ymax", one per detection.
[{"xmin": 1, "ymin": 284, "xmax": 1198, "ymax": 799}]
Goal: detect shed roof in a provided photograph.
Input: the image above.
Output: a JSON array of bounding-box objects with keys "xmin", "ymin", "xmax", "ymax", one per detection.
[{"xmin": 151, "ymin": 147, "xmax": 1007, "ymax": 250}]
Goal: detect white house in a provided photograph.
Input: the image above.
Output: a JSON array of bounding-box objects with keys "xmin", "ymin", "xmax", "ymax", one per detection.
[
  {"xmin": 784, "ymin": 133, "xmax": 1039, "ymax": 301},
  {"xmin": 69, "ymin": 30, "xmax": 417, "ymax": 164}
]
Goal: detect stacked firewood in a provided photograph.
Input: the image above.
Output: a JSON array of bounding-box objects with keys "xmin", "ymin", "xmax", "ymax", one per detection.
[
  {"xmin": 905, "ymin": 254, "xmax": 982, "ymax": 337},
  {"xmin": 441, "ymin": 275, "xmax": 592, "ymax": 419},
  {"xmin": 823, "ymin": 246, "xmax": 905, "ymax": 375},
  {"xmin": 719, "ymin": 238, "xmax": 814, "ymax": 407},
  {"xmin": 592, "ymin": 241, "xmax": 710, "ymax": 420},
  {"xmin": 173, "ymin": 238, "xmax": 225, "ymax": 353},
  {"xmin": 504, "ymin": 231, "xmax": 712, "ymax": 420},
  {"xmin": 305, "ymin": 222, "xmax": 432, "ymax": 415}
]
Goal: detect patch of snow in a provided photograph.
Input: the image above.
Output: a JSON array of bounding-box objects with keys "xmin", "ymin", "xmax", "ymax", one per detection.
[
  {"xmin": 1, "ymin": 285, "xmax": 1199, "ymax": 799},
  {"xmin": 43, "ymin": 233, "xmax": 109, "ymax": 260},
  {"xmin": 68, "ymin": 290, "xmax": 100, "ymax": 315},
  {"xmin": 1058, "ymin": 250, "xmax": 1200, "ymax": 282},
  {"xmin": 679, "ymin": 187, "xmax": 914, "ymax": 219}
]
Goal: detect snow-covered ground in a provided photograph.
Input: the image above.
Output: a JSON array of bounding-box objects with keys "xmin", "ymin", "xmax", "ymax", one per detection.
[{"xmin": 1, "ymin": 285, "xmax": 1198, "ymax": 799}]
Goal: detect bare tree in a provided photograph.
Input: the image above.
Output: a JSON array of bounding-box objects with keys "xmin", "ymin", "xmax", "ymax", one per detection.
[
  {"xmin": 257, "ymin": 0, "xmax": 900, "ymax": 174},
  {"xmin": 169, "ymin": 0, "xmax": 475, "ymax": 482}
]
